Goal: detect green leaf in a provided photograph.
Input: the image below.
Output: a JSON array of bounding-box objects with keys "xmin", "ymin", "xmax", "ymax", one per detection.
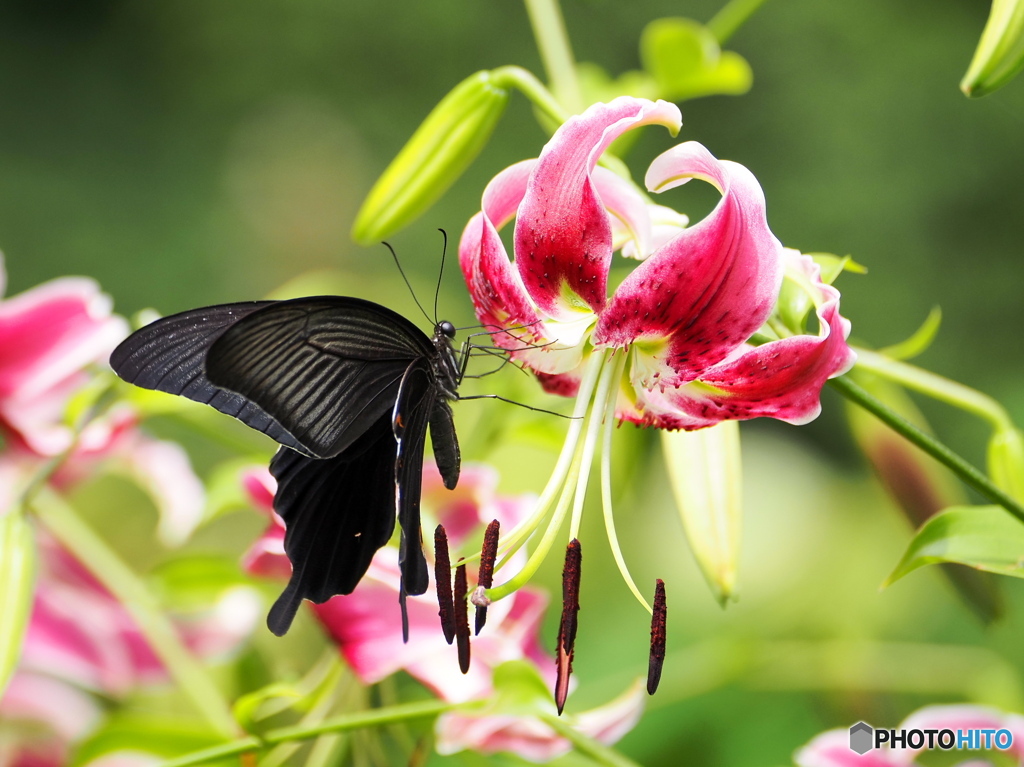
[
  {"xmin": 0, "ymin": 509, "xmax": 36, "ymax": 697},
  {"xmin": 70, "ymin": 713, "xmax": 228, "ymax": 767},
  {"xmin": 233, "ymin": 682, "xmax": 305, "ymax": 733},
  {"xmin": 352, "ymin": 70, "xmax": 509, "ymax": 244},
  {"xmin": 148, "ymin": 555, "xmax": 254, "ymax": 611},
  {"xmin": 988, "ymin": 426, "xmax": 1024, "ymax": 503},
  {"xmin": 878, "ymin": 307, "xmax": 943, "ymax": 361},
  {"xmin": 640, "ymin": 18, "xmax": 752, "ymax": 102},
  {"xmin": 961, "ymin": 0, "xmax": 1024, "ymax": 97},
  {"xmin": 807, "ymin": 252, "xmax": 867, "ymax": 284},
  {"xmin": 490, "ymin": 660, "xmax": 555, "ymax": 715},
  {"xmin": 662, "ymin": 421, "xmax": 742, "ymax": 605},
  {"xmin": 885, "ymin": 505, "xmax": 1024, "ymax": 586}
]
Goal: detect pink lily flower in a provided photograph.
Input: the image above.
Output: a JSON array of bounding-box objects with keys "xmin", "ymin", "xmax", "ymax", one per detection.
[
  {"xmin": 458, "ymin": 96, "xmax": 854, "ymax": 428},
  {"xmin": 457, "ymin": 97, "xmax": 856, "ymax": 702},
  {"xmin": 242, "ymin": 463, "xmax": 645, "ymax": 760},
  {"xmin": 0, "ymin": 254, "xmax": 128, "ymax": 457},
  {"xmin": 0, "ymin": 257, "xmax": 205, "ymax": 543},
  {"xmin": 795, "ymin": 704, "xmax": 1024, "ymax": 767}
]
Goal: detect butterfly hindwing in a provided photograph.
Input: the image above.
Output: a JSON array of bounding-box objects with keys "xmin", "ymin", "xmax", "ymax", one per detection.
[
  {"xmin": 108, "ymin": 302, "xmax": 307, "ymax": 453},
  {"xmin": 206, "ymin": 297, "xmax": 433, "ymax": 459},
  {"xmin": 266, "ymin": 415, "xmax": 399, "ymax": 636}
]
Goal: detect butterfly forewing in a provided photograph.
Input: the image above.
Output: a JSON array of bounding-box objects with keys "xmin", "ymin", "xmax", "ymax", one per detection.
[
  {"xmin": 111, "ymin": 292, "xmax": 467, "ymax": 640},
  {"xmin": 108, "ymin": 303, "xmax": 307, "ymax": 453},
  {"xmin": 206, "ymin": 297, "xmax": 433, "ymax": 459}
]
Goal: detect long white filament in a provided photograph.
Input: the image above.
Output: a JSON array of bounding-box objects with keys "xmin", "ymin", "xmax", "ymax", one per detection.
[
  {"xmin": 485, "ymin": 349, "xmax": 607, "ymax": 599},
  {"xmin": 600, "ymin": 353, "xmax": 652, "ymax": 614},
  {"xmin": 567, "ymin": 351, "xmax": 618, "ymax": 540}
]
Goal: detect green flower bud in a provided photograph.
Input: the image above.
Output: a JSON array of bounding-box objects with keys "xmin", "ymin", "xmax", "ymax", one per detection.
[
  {"xmin": 988, "ymin": 426, "xmax": 1024, "ymax": 503},
  {"xmin": 662, "ymin": 421, "xmax": 742, "ymax": 606},
  {"xmin": 961, "ymin": 0, "xmax": 1024, "ymax": 97},
  {"xmin": 352, "ymin": 71, "xmax": 509, "ymax": 245}
]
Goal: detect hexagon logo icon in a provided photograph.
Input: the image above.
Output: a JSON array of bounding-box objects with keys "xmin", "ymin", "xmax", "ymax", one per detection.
[{"xmin": 849, "ymin": 722, "xmax": 874, "ymax": 755}]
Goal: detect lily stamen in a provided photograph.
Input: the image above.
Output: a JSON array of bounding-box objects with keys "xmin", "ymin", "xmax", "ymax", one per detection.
[
  {"xmin": 434, "ymin": 524, "xmax": 455, "ymax": 645},
  {"xmin": 454, "ymin": 558, "xmax": 471, "ymax": 674},
  {"xmin": 647, "ymin": 579, "xmax": 667, "ymax": 695},
  {"xmin": 555, "ymin": 538, "xmax": 582, "ymax": 715},
  {"xmin": 474, "ymin": 519, "xmax": 500, "ymax": 634}
]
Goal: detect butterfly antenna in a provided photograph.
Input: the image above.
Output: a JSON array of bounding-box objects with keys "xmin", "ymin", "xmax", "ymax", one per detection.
[
  {"xmin": 383, "ymin": 241, "xmax": 433, "ymax": 326},
  {"xmin": 433, "ymin": 229, "xmax": 448, "ymax": 325}
]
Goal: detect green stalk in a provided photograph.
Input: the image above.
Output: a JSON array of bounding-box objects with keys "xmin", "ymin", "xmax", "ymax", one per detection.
[
  {"xmin": 523, "ymin": 0, "xmax": 583, "ymax": 113},
  {"xmin": 160, "ymin": 699, "xmax": 473, "ymax": 767},
  {"xmin": 829, "ymin": 376, "xmax": 1024, "ymax": 524},
  {"xmin": 31, "ymin": 488, "xmax": 237, "ymax": 737},
  {"xmin": 492, "ymin": 65, "xmax": 569, "ymax": 126},
  {"xmin": 707, "ymin": 0, "xmax": 772, "ymax": 44}
]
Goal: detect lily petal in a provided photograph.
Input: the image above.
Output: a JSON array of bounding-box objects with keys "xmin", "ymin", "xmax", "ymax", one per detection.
[
  {"xmin": 459, "ymin": 212, "xmax": 590, "ymax": 376},
  {"xmin": 459, "ymin": 212, "xmax": 544, "ymax": 347},
  {"xmin": 628, "ymin": 257, "xmax": 854, "ymax": 429},
  {"xmin": 594, "ymin": 142, "xmax": 783, "ymax": 388},
  {"xmin": 514, "ymin": 98, "xmax": 682, "ymax": 319}
]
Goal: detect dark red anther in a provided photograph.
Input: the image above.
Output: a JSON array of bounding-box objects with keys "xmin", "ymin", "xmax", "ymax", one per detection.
[
  {"xmin": 554, "ymin": 538, "xmax": 582, "ymax": 715},
  {"xmin": 454, "ymin": 558, "xmax": 471, "ymax": 674},
  {"xmin": 434, "ymin": 525, "xmax": 455, "ymax": 645},
  {"xmin": 474, "ymin": 519, "xmax": 500, "ymax": 635},
  {"xmin": 647, "ymin": 579, "xmax": 667, "ymax": 695}
]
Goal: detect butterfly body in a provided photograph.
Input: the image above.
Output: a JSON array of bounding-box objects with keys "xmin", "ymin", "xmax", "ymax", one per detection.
[{"xmin": 110, "ymin": 295, "xmax": 462, "ymax": 637}]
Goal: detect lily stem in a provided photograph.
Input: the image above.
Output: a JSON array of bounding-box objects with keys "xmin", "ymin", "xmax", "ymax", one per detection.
[
  {"xmin": 707, "ymin": 0, "xmax": 772, "ymax": 44},
  {"xmin": 30, "ymin": 487, "xmax": 237, "ymax": 738},
  {"xmin": 829, "ymin": 376, "xmax": 1024, "ymax": 524},
  {"xmin": 160, "ymin": 699, "xmax": 474, "ymax": 767},
  {"xmin": 523, "ymin": 0, "xmax": 583, "ymax": 113}
]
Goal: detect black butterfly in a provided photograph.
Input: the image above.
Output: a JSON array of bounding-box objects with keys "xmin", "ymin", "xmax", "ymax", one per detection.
[{"xmin": 109, "ymin": 296, "xmax": 462, "ymax": 638}]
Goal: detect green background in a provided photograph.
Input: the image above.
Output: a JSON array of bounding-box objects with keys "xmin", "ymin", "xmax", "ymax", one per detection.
[{"xmin": 2, "ymin": 1, "xmax": 1024, "ymax": 764}]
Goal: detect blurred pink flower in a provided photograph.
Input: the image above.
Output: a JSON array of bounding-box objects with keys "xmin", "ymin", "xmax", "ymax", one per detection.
[
  {"xmin": 0, "ymin": 257, "xmax": 204, "ymax": 544},
  {"xmin": 458, "ymin": 97, "xmax": 855, "ymax": 430},
  {"xmin": 0, "ymin": 536, "xmax": 257, "ymax": 767},
  {"xmin": 0, "ymin": 254, "xmax": 128, "ymax": 456},
  {"xmin": 243, "ymin": 462, "xmax": 645, "ymax": 760},
  {"xmin": 795, "ymin": 705, "xmax": 1024, "ymax": 767}
]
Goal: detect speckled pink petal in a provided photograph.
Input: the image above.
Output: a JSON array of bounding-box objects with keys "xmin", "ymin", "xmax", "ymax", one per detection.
[
  {"xmin": 594, "ymin": 142, "xmax": 782, "ymax": 387},
  {"xmin": 515, "ymin": 98, "xmax": 681, "ymax": 319},
  {"xmin": 459, "ymin": 212, "xmax": 544, "ymax": 349},
  {"xmin": 632, "ymin": 279, "xmax": 854, "ymax": 429}
]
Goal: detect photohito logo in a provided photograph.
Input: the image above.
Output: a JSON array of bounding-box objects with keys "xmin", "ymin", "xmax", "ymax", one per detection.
[{"xmin": 849, "ymin": 721, "xmax": 1014, "ymax": 754}]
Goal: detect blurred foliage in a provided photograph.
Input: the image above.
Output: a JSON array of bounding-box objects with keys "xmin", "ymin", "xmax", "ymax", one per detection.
[{"xmin": 3, "ymin": 0, "xmax": 1024, "ymax": 765}]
